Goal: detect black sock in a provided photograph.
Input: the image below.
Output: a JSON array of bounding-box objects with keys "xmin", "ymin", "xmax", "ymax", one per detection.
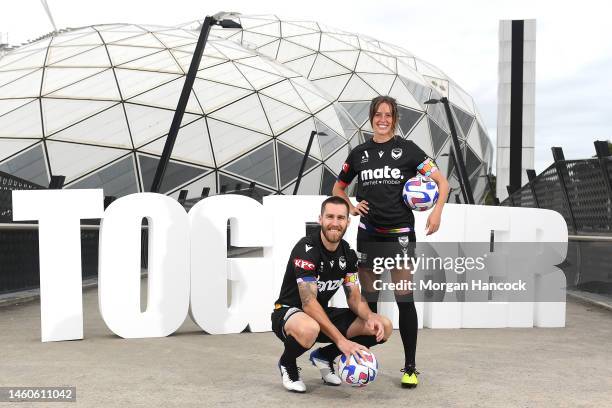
[
  {"xmin": 280, "ymin": 335, "xmax": 310, "ymax": 367},
  {"xmin": 318, "ymin": 343, "xmax": 341, "ymax": 362},
  {"xmin": 396, "ymin": 295, "xmax": 418, "ymax": 368},
  {"xmin": 351, "ymin": 335, "xmax": 383, "ymax": 348}
]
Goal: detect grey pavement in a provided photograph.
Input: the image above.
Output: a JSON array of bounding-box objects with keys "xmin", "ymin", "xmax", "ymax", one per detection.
[{"xmin": 1, "ymin": 285, "xmax": 611, "ymax": 408}]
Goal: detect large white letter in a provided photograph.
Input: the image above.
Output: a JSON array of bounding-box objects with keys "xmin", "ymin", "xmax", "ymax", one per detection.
[
  {"xmin": 12, "ymin": 189, "xmax": 104, "ymax": 342},
  {"xmin": 189, "ymin": 195, "xmax": 272, "ymax": 334},
  {"xmin": 98, "ymin": 193, "xmax": 189, "ymax": 338}
]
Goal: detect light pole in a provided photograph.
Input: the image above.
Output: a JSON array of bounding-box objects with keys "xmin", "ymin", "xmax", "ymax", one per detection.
[
  {"xmin": 425, "ymin": 97, "xmax": 475, "ymax": 204},
  {"xmin": 150, "ymin": 12, "xmax": 242, "ymax": 193},
  {"xmin": 293, "ymin": 130, "xmax": 327, "ymax": 195}
]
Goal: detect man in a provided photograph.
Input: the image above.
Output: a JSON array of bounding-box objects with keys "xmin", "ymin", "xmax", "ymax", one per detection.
[{"xmin": 271, "ymin": 196, "xmax": 393, "ymax": 393}]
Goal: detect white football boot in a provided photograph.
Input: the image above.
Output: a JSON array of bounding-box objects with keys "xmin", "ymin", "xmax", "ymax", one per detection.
[
  {"xmin": 278, "ymin": 360, "xmax": 306, "ymax": 393},
  {"xmin": 309, "ymin": 348, "xmax": 342, "ymax": 386}
]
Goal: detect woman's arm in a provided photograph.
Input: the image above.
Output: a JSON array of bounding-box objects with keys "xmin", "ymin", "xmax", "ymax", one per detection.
[{"xmin": 425, "ymin": 171, "xmax": 449, "ymax": 235}]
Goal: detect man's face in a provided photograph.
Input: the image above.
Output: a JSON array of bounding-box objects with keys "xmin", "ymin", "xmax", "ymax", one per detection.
[{"xmin": 319, "ymin": 203, "xmax": 349, "ymax": 243}]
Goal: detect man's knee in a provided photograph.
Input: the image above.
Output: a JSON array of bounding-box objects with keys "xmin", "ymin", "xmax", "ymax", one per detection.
[
  {"xmin": 293, "ymin": 320, "xmax": 320, "ymax": 348},
  {"xmin": 380, "ymin": 316, "xmax": 393, "ymax": 340}
]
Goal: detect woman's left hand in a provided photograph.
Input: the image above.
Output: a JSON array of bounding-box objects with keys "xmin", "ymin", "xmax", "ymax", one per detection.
[{"xmin": 425, "ymin": 210, "xmax": 441, "ymax": 235}]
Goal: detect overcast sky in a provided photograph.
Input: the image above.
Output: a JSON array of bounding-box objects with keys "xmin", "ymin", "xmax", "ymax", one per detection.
[{"xmin": 1, "ymin": 0, "xmax": 611, "ymax": 172}]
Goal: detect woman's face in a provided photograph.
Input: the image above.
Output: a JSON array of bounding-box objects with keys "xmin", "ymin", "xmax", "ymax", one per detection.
[{"xmin": 372, "ymin": 102, "xmax": 394, "ymax": 138}]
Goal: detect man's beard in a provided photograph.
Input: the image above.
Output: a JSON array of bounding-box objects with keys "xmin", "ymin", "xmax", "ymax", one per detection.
[{"xmin": 322, "ymin": 225, "xmax": 345, "ymax": 243}]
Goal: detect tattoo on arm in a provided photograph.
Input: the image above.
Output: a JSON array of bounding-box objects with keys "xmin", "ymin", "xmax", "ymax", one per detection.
[{"xmin": 297, "ymin": 281, "xmax": 318, "ymax": 307}]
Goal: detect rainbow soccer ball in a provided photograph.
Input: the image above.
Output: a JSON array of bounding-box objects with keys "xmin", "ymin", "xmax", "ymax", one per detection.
[
  {"xmin": 337, "ymin": 351, "xmax": 378, "ymax": 387},
  {"xmin": 403, "ymin": 175, "xmax": 439, "ymax": 211}
]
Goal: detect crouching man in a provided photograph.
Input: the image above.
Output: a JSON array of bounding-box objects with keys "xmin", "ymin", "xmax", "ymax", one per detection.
[{"xmin": 271, "ymin": 196, "xmax": 392, "ymax": 393}]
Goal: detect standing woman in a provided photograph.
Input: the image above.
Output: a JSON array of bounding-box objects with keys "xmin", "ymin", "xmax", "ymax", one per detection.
[{"xmin": 333, "ymin": 95, "xmax": 449, "ymax": 388}]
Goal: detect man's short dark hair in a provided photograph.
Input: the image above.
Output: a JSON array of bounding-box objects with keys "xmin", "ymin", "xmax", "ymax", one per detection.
[{"xmin": 321, "ymin": 196, "xmax": 350, "ymax": 215}]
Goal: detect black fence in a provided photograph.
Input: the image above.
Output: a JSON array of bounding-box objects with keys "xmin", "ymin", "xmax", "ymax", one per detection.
[
  {"xmin": 501, "ymin": 143, "xmax": 612, "ymax": 235},
  {"xmin": 0, "ymin": 170, "xmax": 44, "ymax": 222}
]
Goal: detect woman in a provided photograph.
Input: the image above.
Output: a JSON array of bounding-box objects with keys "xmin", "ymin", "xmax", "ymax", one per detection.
[{"xmin": 333, "ymin": 95, "xmax": 449, "ymax": 388}]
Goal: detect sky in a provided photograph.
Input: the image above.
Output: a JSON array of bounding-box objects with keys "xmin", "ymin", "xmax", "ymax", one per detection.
[{"xmin": 1, "ymin": 0, "xmax": 611, "ymax": 172}]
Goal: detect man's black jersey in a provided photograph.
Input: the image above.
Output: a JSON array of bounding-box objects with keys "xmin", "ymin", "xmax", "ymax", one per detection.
[
  {"xmin": 337, "ymin": 137, "xmax": 438, "ymax": 234},
  {"xmin": 274, "ymin": 231, "xmax": 359, "ymax": 309}
]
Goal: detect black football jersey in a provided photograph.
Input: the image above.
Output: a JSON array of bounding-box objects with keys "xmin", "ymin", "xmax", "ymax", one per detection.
[
  {"xmin": 274, "ymin": 231, "xmax": 359, "ymax": 309},
  {"xmin": 337, "ymin": 137, "xmax": 438, "ymax": 232}
]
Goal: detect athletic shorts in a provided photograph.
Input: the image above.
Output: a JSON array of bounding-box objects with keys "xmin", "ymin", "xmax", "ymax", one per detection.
[
  {"xmin": 270, "ymin": 306, "xmax": 358, "ymax": 343},
  {"xmin": 356, "ymin": 228, "xmax": 416, "ymax": 269}
]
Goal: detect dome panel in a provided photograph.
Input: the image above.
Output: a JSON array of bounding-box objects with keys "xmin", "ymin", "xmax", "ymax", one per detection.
[
  {"xmin": 277, "ymin": 117, "xmax": 322, "ymax": 159},
  {"xmin": 260, "ymin": 95, "xmax": 310, "ymax": 135},
  {"xmin": 0, "ymin": 69, "xmax": 42, "ymax": 98},
  {"xmin": 138, "ymin": 153, "xmax": 209, "ymax": 193},
  {"xmin": 0, "ymin": 138, "xmax": 38, "ymax": 162},
  {"xmin": 67, "ymin": 154, "xmax": 138, "ymax": 198},
  {"xmin": 42, "ymin": 67, "xmax": 107, "ymax": 95},
  {"xmin": 207, "ymin": 118, "xmax": 270, "ymax": 165},
  {"xmin": 47, "ymin": 69, "xmax": 120, "ymax": 100},
  {"xmin": 48, "ymin": 46, "xmax": 110, "ymax": 67},
  {"xmin": 118, "ymin": 49, "xmax": 183, "ymax": 74},
  {"xmin": 208, "ymin": 94, "xmax": 271, "ymax": 135},
  {"xmin": 114, "ymin": 68, "xmax": 181, "ymax": 99},
  {"xmin": 42, "ymin": 99, "xmax": 116, "ymax": 136},
  {"xmin": 0, "ymin": 143, "xmax": 49, "ymax": 186},
  {"xmin": 0, "ymin": 100, "xmax": 42, "ymax": 138},
  {"xmin": 224, "ymin": 141, "xmax": 277, "ymax": 189}
]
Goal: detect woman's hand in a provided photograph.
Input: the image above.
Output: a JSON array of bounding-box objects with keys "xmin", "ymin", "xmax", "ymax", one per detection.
[
  {"xmin": 425, "ymin": 209, "xmax": 441, "ymax": 235},
  {"xmin": 351, "ymin": 200, "xmax": 369, "ymax": 216}
]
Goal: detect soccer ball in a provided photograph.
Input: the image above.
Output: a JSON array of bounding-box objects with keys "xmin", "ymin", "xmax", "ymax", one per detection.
[
  {"xmin": 337, "ymin": 351, "xmax": 378, "ymax": 387},
  {"xmin": 403, "ymin": 175, "xmax": 439, "ymax": 211}
]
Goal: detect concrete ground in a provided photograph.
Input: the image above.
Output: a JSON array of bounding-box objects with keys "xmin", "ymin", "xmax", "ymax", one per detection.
[{"xmin": 1, "ymin": 287, "xmax": 611, "ymax": 408}]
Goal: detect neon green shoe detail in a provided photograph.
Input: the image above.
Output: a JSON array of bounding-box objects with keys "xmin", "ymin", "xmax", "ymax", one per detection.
[{"xmin": 401, "ymin": 366, "xmax": 419, "ymax": 388}]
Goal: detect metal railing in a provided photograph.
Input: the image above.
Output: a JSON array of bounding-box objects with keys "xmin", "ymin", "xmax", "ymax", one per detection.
[{"xmin": 501, "ymin": 143, "xmax": 612, "ymax": 235}]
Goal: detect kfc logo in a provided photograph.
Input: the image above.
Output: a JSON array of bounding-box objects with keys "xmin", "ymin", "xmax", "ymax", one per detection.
[{"xmin": 294, "ymin": 258, "xmax": 316, "ymax": 271}]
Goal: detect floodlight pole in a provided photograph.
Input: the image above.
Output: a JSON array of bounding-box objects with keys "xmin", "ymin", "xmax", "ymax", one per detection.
[
  {"xmin": 150, "ymin": 14, "xmax": 241, "ymax": 193},
  {"xmin": 293, "ymin": 131, "xmax": 317, "ymax": 195},
  {"xmin": 425, "ymin": 97, "xmax": 475, "ymax": 204}
]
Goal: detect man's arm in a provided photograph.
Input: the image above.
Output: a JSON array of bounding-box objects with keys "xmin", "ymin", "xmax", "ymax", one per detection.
[{"xmin": 344, "ymin": 271, "xmax": 385, "ymax": 342}]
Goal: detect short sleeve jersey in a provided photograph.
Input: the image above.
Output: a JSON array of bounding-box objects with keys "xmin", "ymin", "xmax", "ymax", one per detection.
[
  {"xmin": 274, "ymin": 232, "xmax": 359, "ymax": 309},
  {"xmin": 337, "ymin": 137, "xmax": 437, "ymax": 232}
]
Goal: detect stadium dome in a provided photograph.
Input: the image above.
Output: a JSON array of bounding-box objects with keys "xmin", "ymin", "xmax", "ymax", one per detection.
[{"xmin": 0, "ymin": 14, "xmax": 493, "ymax": 202}]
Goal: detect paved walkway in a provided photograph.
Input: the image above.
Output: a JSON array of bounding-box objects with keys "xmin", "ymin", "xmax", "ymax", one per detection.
[{"xmin": 1, "ymin": 286, "xmax": 611, "ymax": 407}]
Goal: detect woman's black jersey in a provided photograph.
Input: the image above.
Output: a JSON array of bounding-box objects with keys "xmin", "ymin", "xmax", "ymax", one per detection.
[{"xmin": 337, "ymin": 136, "xmax": 437, "ymax": 234}]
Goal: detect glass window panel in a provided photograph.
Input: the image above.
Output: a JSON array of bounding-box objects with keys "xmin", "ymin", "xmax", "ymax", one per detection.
[
  {"xmin": 0, "ymin": 69, "xmax": 38, "ymax": 88},
  {"xmin": 478, "ymin": 123, "xmax": 490, "ymax": 161},
  {"xmin": 118, "ymin": 49, "xmax": 182, "ymax": 74},
  {"xmin": 397, "ymin": 106, "xmax": 423, "ymax": 136},
  {"xmin": 340, "ymin": 101, "xmax": 370, "ymax": 127},
  {"xmin": 113, "ymin": 33, "xmax": 165, "ymax": 48},
  {"xmin": 428, "ymin": 118, "xmax": 449, "ymax": 157},
  {"xmin": 282, "ymin": 54, "xmax": 316, "ymax": 78},
  {"xmin": 153, "ymin": 33, "xmax": 196, "ymax": 49},
  {"xmin": 0, "ymin": 69, "xmax": 42, "ymax": 98},
  {"xmin": 325, "ymin": 144, "xmax": 349, "ymax": 175},
  {"xmin": 48, "ymin": 104, "xmax": 131, "ymax": 148},
  {"xmin": 224, "ymin": 141, "xmax": 277, "ymax": 188},
  {"xmin": 114, "ymin": 68, "xmax": 181, "ymax": 99},
  {"xmin": 138, "ymin": 154, "xmax": 208, "ymax": 193},
  {"xmin": 125, "ymin": 103, "xmax": 199, "ymax": 147},
  {"xmin": 47, "ymin": 46, "xmax": 99, "ymax": 65},
  {"xmin": 399, "ymin": 76, "xmax": 431, "ymax": 107},
  {"xmin": 208, "ymin": 94, "xmax": 272, "ymax": 135},
  {"xmin": 357, "ymin": 72, "xmax": 394, "ymax": 95},
  {"xmin": 333, "ymin": 104, "xmax": 359, "ymax": 138},
  {"xmin": 140, "ymin": 118, "xmax": 214, "ymax": 167},
  {"xmin": 320, "ymin": 166, "xmax": 336, "ymax": 195},
  {"xmin": 52, "ymin": 33, "xmax": 102, "ymax": 47},
  {"xmin": 206, "ymin": 118, "xmax": 270, "ymax": 165},
  {"xmin": 281, "ymin": 22, "xmax": 317, "ymax": 37},
  {"xmin": 0, "ymin": 139, "xmax": 37, "ymax": 162},
  {"xmin": 68, "ymin": 154, "xmax": 137, "ymax": 198},
  {"xmin": 0, "ymin": 143, "xmax": 48, "ymax": 186},
  {"xmin": 129, "ymin": 78, "xmax": 202, "ymax": 114},
  {"xmin": 466, "ymin": 122, "xmax": 484, "ymax": 160},
  {"xmin": 282, "ymin": 164, "xmax": 322, "ymax": 195},
  {"xmin": 464, "ymin": 145, "xmax": 482, "ymax": 177},
  {"xmin": 211, "ymin": 42, "xmax": 256, "ymax": 60},
  {"xmin": 47, "ymin": 69, "xmax": 120, "ymax": 100},
  {"xmin": 42, "ymin": 67, "xmax": 107, "ymax": 95},
  {"xmin": 254, "ymin": 40, "xmax": 280, "ymax": 60},
  {"xmin": 49, "ymin": 46, "xmax": 110, "ymax": 67},
  {"xmin": 326, "ymin": 33, "xmax": 360, "ymax": 49},
  {"xmin": 451, "ymin": 104, "xmax": 474, "ymax": 139},
  {"xmin": 322, "ymin": 50, "xmax": 359, "ymax": 70},
  {"xmin": 196, "ymin": 61, "xmax": 252, "ymax": 89},
  {"xmin": 0, "ymin": 100, "xmax": 42, "ymax": 138},
  {"xmin": 310, "ymin": 74, "xmax": 351, "ymax": 100},
  {"xmin": 192, "ymin": 78, "xmax": 252, "ymax": 114},
  {"xmin": 389, "ymin": 77, "xmax": 422, "ymax": 111},
  {"xmin": 339, "ymin": 74, "xmax": 377, "ymax": 101},
  {"xmin": 277, "ymin": 141, "xmax": 318, "ymax": 187},
  {"xmin": 405, "ymin": 117, "xmax": 433, "ymax": 157},
  {"xmin": 106, "ymin": 45, "xmax": 165, "ymax": 67},
  {"xmin": 46, "ymin": 140, "xmax": 128, "ymax": 182},
  {"xmin": 242, "ymin": 31, "xmax": 277, "ymax": 50},
  {"xmin": 276, "ymin": 40, "xmax": 313, "ymax": 63},
  {"xmin": 98, "ymin": 30, "xmax": 144, "ymax": 44},
  {"xmin": 319, "ymin": 33, "xmax": 354, "ymax": 52},
  {"xmin": 260, "ymin": 80, "xmax": 308, "ymax": 112},
  {"xmin": 277, "ymin": 117, "xmax": 321, "ymax": 159},
  {"xmin": 249, "ymin": 22, "xmax": 281, "ymax": 37},
  {"xmin": 235, "ymin": 62, "xmax": 284, "ymax": 89},
  {"xmin": 172, "ymin": 50, "xmax": 226, "ymax": 72},
  {"xmin": 291, "ymin": 77, "xmax": 330, "ymax": 112},
  {"xmin": 260, "ymin": 95, "xmax": 310, "ymax": 135},
  {"xmin": 285, "ymin": 33, "xmax": 321, "ymax": 51},
  {"xmin": 42, "ymin": 99, "xmax": 116, "ymax": 135},
  {"xmin": 314, "ymin": 105, "xmax": 345, "ymax": 140},
  {"xmin": 0, "ymin": 98, "xmax": 35, "ymax": 117},
  {"xmin": 355, "ymin": 51, "xmax": 393, "ymax": 74},
  {"xmin": 449, "ymin": 83, "xmax": 474, "ymax": 114},
  {"xmin": 309, "ymin": 54, "xmax": 351, "ymax": 80},
  {"xmin": 0, "ymin": 49, "xmax": 47, "ymax": 71}
]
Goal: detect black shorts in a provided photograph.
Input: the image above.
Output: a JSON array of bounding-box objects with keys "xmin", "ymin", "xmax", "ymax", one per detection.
[
  {"xmin": 270, "ymin": 306, "xmax": 358, "ymax": 343},
  {"xmin": 356, "ymin": 228, "xmax": 416, "ymax": 269}
]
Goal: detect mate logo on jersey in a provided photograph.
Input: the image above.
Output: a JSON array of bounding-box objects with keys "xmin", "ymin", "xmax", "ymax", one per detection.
[
  {"xmin": 360, "ymin": 165, "xmax": 402, "ymax": 181},
  {"xmin": 294, "ymin": 258, "xmax": 315, "ymax": 271}
]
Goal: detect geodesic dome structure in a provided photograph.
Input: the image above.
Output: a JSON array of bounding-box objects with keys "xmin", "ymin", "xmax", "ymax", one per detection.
[{"xmin": 0, "ymin": 14, "xmax": 493, "ymax": 202}]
